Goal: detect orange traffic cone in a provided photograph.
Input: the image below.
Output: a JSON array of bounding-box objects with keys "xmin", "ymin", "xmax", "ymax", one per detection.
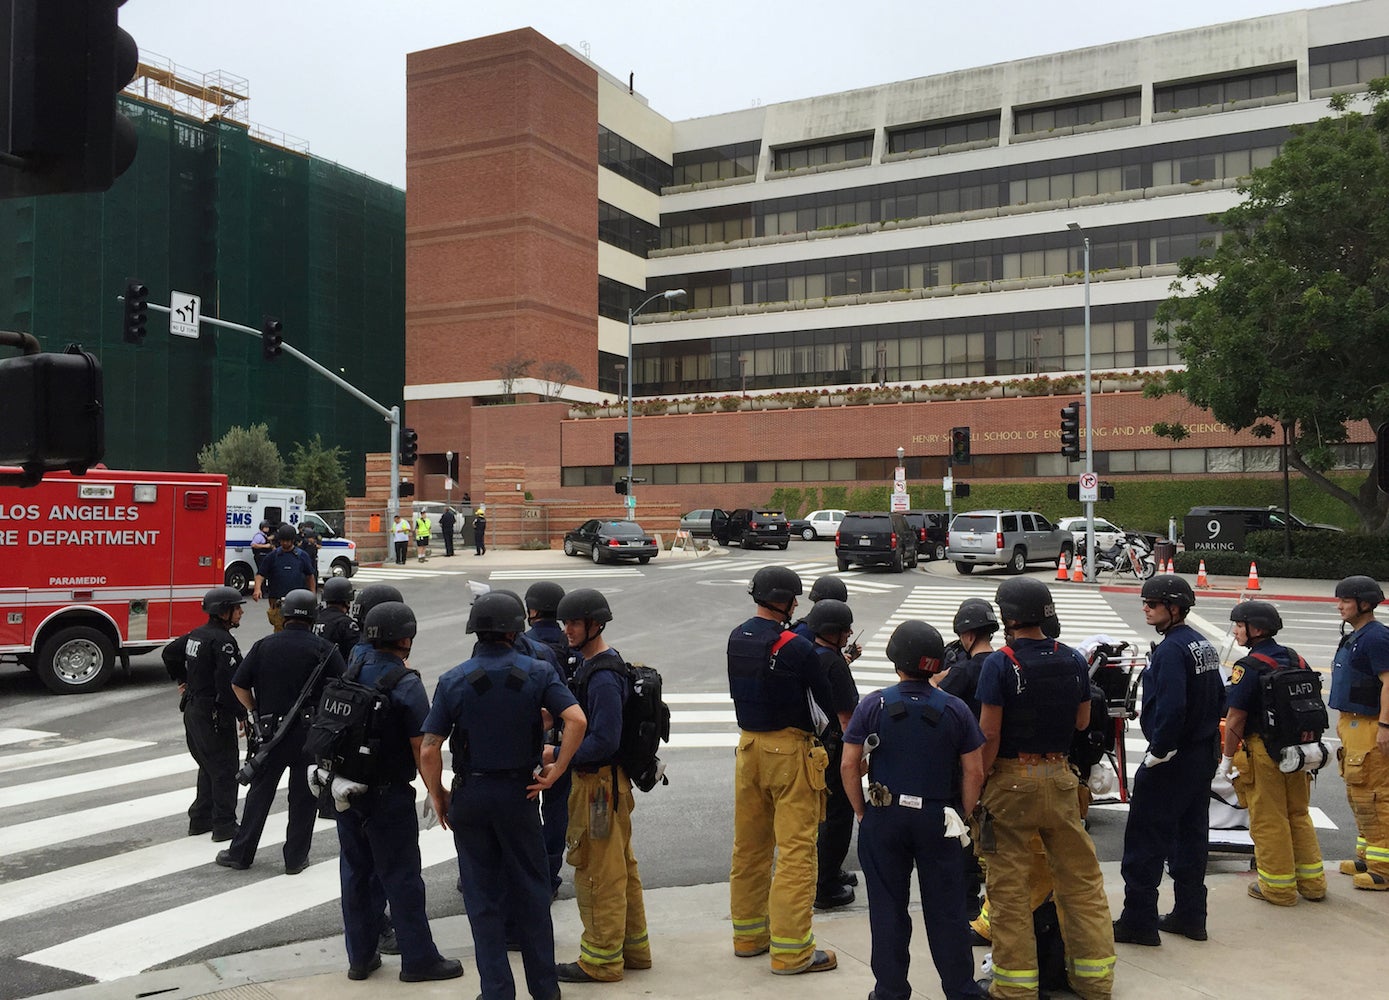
[
  {"xmin": 1246, "ymin": 561, "xmax": 1261, "ymax": 591},
  {"xmin": 1166, "ymin": 557, "xmax": 1177, "ymax": 575},
  {"xmin": 1196, "ymin": 559, "xmax": 1209, "ymax": 588},
  {"xmin": 1071, "ymin": 555, "xmax": 1086, "ymax": 583},
  {"xmin": 1056, "ymin": 550, "xmax": 1070, "ymax": 581}
]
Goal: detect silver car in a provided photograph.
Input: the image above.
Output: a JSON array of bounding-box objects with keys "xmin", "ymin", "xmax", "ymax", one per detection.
[{"xmin": 947, "ymin": 509, "xmax": 1074, "ymax": 574}]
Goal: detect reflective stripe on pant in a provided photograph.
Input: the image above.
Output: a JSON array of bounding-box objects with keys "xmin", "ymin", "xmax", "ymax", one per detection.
[
  {"xmin": 1232, "ymin": 735, "xmax": 1325, "ymax": 903},
  {"xmin": 982, "ymin": 759, "xmax": 1114, "ymax": 1000},
  {"xmin": 729, "ymin": 728, "xmax": 825, "ymax": 969},
  {"xmin": 567, "ymin": 767, "xmax": 650, "ymax": 981},
  {"xmin": 1338, "ymin": 714, "xmax": 1389, "ymax": 877}
]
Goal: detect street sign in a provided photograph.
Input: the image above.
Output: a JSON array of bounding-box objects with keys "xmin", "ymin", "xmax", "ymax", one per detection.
[
  {"xmin": 891, "ymin": 492, "xmax": 909, "ymax": 512},
  {"xmin": 168, "ymin": 291, "xmax": 200, "ymax": 339},
  {"xmin": 625, "ymin": 494, "xmax": 635, "ymax": 509},
  {"xmin": 1079, "ymin": 471, "xmax": 1098, "ymax": 504},
  {"xmin": 942, "ymin": 474, "xmax": 953, "ymax": 493},
  {"xmin": 444, "ymin": 477, "xmax": 454, "ymax": 491}
]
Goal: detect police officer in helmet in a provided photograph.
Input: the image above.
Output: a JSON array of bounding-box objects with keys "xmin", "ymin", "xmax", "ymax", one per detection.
[
  {"xmin": 794, "ymin": 576, "xmax": 862, "ymax": 663},
  {"xmin": 314, "ymin": 577, "xmax": 359, "ymax": 661},
  {"xmin": 800, "ymin": 598, "xmax": 861, "ymax": 910},
  {"xmin": 976, "ymin": 577, "xmax": 1115, "ymax": 999},
  {"xmin": 163, "ymin": 586, "xmax": 248, "ymax": 842},
  {"xmin": 253, "ymin": 523, "xmax": 316, "ymax": 632},
  {"xmin": 1221, "ymin": 601, "xmax": 1326, "ymax": 906},
  {"xmin": 1113, "ymin": 574, "xmax": 1224, "ymax": 946},
  {"xmin": 728, "ymin": 566, "xmax": 838, "ymax": 976},
  {"xmin": 842, "ymin": 620, "xmax": 987, "ymax": 1000},
  {"xmin": 346, "ymin": 583, "xmax": 405, "ymax": 671},
  {"xmin": 421, "ymin": 591, "xmax": 587, "ymax": 1000},
  {"xmin": 334, "ymin": 601, "xmax": 462, "ymax": 982},
  {"xmin": 1329, "ymin": 575, "xmax": 1389, "ymax": 889},
  {"xmin": 219, "ymin": 589, "xmax": 345, "ymax": 873},
  {"xmin": 938, "ymin": 598, "xmax": 999, "ymax": 720},
  {"xmin": 524, "ymin": 580, "xmax": 573, "ymax": 896}
]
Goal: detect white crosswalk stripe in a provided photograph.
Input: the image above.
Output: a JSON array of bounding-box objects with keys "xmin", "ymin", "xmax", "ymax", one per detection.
[
  {"xmin": 349, "ymin": 565, "xmax": 471, "ymax": 581},
  {"xmin": 488, "ymin": 567, "xmax": 643, "ymax": 580}
]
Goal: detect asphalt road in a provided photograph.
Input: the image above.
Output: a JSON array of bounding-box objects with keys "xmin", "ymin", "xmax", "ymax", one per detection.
[{"xmin": 0, "ymin": 542, "xmax": 1360, "ymax": 998}]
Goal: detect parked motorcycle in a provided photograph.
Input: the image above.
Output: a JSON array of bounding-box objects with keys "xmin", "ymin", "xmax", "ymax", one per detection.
[{"xmin": 1094, "ymin": 532, "xmax": 1156, "ymax": 579}]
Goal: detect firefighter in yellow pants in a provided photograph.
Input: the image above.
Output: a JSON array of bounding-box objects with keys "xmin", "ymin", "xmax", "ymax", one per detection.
[
  {"xmin": 976, "ymin": 578, "xmax": 1115, "ymax": 1000},
  {"xmin": 1329, "ymin": 576, "xmax": 1389, "ymax": 890},
  {"xmin": 565, "ymin": 767, "xmax": 652, "ymax": 978},
  {"xmin": 727, "ymin": 567, "xmax": 838, "ymax": 977}
]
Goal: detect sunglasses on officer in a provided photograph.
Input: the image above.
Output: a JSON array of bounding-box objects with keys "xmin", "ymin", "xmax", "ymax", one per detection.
[{"xmin": 1141, "ymin": 598, "xmax": 1165, "ymax": 609}]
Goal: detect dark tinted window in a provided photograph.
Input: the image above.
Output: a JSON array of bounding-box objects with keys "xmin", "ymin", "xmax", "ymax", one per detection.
[
  {"xmin": 1001, "ymin": 515, "xmax": 1020, "ymax": 532},
  {"xmin": 606, "ymin": 522, "xmax": 646, "ymax": 537},
  {"xmin": 952, "ymin": 515, "xmax": 996, "ymax": 532}
]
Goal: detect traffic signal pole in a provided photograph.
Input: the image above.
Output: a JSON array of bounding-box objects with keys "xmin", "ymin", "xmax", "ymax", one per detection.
[{"xmin": 133, "ymin": 297, "xmax": 407, "ymax": 519}]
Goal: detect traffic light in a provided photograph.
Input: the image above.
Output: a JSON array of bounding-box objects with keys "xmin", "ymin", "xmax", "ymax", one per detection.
[
  {"xmin": 950, "ymin": 426, "xmax": 971, "ymax": 465},
  {"xmin": 615, "ymin": 479, "xmax": 628, "ymax": 495},
  {"xmin": 0, "ymin": 0, "xmax": 140, "ymax": 198},
  {"xmin": 614, "ymin": 431, "xmax": 630, "ymax": 467},
  {"xmin": 121, "ymin": 278, "xmax": 147, "ymax": 344},
  {"xmin": 261, "ymin": 317, "xmax": 283, "ymax": 360},
  {"xmin": 399, "ymin": 427, "xmax": 418, "ymax": 466},
  {"xmin": 397, "ymin": 480, "xmax": 415, "ymax": 498},
  {"xmin": 1060, "ymin": 402, "xmax": 1081, "ymax": 461}
]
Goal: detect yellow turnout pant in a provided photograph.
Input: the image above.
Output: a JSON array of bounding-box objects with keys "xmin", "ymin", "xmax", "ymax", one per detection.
[
  {"xmin": 1338, "ymin": 714, "xmax": 1389, "ymax": 876},
  {"xmin": 1231, "ymin": 735, "xmax": 1325, "ymax": 903},
  {"xmin": 567, "ymin": 767, "xmax": 650, "ymax": 980}
]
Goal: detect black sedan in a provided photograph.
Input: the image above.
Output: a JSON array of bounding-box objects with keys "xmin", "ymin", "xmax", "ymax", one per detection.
[{"xmin": 562, "ymin": 519, "xmax": 658, "ymax": 564}]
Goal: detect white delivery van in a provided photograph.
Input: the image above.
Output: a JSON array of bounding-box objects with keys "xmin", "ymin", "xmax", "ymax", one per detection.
[{"xmin": 224, "ymin": 486, "xmax": 357, "ymax": 590}]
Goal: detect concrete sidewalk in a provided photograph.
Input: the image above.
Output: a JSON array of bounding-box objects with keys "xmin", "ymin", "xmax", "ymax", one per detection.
[{"xmin": 34, "ymin": 862, "xmax": 1387, "ymax": 1000}]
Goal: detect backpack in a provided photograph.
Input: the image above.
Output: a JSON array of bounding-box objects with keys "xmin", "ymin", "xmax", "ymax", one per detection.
[
  {"xmin": 1247, "ymin": 648, "xmax": 1328, "ymax": 761},
  {"xmin": 579, "ymin": 655, "xmax": 671, "ymax": 792},
  {"xmin": 303, "ymin": 660, "xmax": 411, "ymax": 784}
]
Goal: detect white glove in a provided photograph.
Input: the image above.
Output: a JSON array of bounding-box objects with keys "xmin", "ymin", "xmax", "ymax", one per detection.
[
  {"xmin": 417, "ymin": 796, "xmax": 439, "ymax": 831},
  {"xmin": 943, "ymin": 806, "xmax": 971, "ymax": 847},
  {"xmin": 330, "ymin": 775, "xmax": 368, "ymax": 811},
  {"xmin": 1217, "ymin": 754, "xmax": 1238, "ymax": 780},
  {"xmin": 1141, "ymin": 749, "xmax": 1177, "ymax": 769},
  {"xmin": 307, "ymin": 765, "xmax": 329, "ymax": 795}
]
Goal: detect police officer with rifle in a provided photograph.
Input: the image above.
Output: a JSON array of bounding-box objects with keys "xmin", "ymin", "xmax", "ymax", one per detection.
[
  {"xmin": 314, "ymin": 577, "xmax": 359, "ymax": 661},
  {"xmin": 217, "ymin": 589, "xmax": 345, "ymax": 873},
  {"xmin": 164, "ymin": 586, "xmax": 248, "ymax": 843}
]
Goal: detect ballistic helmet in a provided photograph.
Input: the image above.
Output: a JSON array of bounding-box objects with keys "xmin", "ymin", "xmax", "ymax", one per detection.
[
  {"xmin": 1229, "ymin": 600, "xmax": 1283, "ymax": 634},
  {"xmin": 275, "ymin": 523, "xmax": 298, "ymax": 543},
  {"xmin": 805, "ymin": 598, "xmax": 853, "ymax": 637},
  {"xmin": 322, "ymin": 577, "xmax": 354, "ymax": 605},
  {"xmin": 952, "ymin": 598, "xmax": 999, "ymax": 637},
  {"xmin": 556, "ymin": 588, "xmax": 613, "ymax": 624},
  {"xmin": 258, "ymin": 520, "xmax": 271, "ymax": 531},
  {"xmin": 807, "ymin": 576, "xmax": 849, "ymax": 603},
  {"xmin": 364, "ymin": 601, "xmax": 417, "ymax": 643},
  {"xmin": 1041, "ymin": 614, "xmax": 1062, "ymax": 639},
  {"xmin": 467, "ymin": 592, "xmax": 527, "ymax": 634},
  {"xmin": 1141, "ymin": 574, "xmax": 1195, "ymax": 610},
  {"xmin": 202, "ymin": 586, "xmax": 246, "ymax": 617},
  {"xmin": 1335, "ymin": 575, "xmax": 1385, "ymax": 606},
  {"xmin": 281, "ymin": 589, "xmax": 318, "ymax": 622},
  {"xmin": 525, "ymin": 581, "xmax": 566, "ymax": 618},
  {"xmin": 995, "ymin": 577, "xmax": 1055, "ymax": 626},
  {"xmin": 351, "ymin": 583, "xmax": 404, "ymax": 626},
  {"xmin": 886, "ymin": 620, "xmax": 946, "ymax": 677},
  {"xmin": 749, "ymin": 566, "xmax": 802, "ymax": 606}
]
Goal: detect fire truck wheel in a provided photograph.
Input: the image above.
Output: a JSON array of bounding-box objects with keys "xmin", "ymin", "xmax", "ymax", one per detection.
[
  {"xmin": 36, "ymin": 626, "xmax": 116, "ymax": 695},
  {"xmin": 224, "ymin": 564, "xmax": 253, "ymax": 593}
]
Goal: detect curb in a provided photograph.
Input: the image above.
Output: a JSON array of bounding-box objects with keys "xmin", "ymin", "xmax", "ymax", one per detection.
[{"xmin": 1099, "ymin": 583, "xmax": 1337, "ymax": 603}]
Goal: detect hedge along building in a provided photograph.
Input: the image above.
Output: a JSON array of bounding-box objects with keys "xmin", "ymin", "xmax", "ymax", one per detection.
[
  {"xmin": 402, "ymin": 4, "xmax": 1382, "ymax": 515},
  {"xmin": 0, "ymin": 56, "xmax": 405, "ymax": 495}
]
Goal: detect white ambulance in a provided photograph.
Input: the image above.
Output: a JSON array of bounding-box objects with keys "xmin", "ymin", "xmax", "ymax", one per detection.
[{"xmin": 224, "ymin": 486, "xmax": 357, "ymax": 591}]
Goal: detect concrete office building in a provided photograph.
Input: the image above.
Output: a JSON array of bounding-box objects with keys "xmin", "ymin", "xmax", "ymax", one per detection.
[{"xmin": 402, "ymin": 2, "xmax": 1382, "ymax": 509}]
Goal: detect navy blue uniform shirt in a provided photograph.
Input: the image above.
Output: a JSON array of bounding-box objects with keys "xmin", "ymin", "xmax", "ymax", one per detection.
[
  {"xmin": 572, "ymin": 648, "xmax": 627, "ymax": 770},
  {"xmin": 257, "ymin": 547, "xmax": 315, "ymax": 598},
  {"xmin": 976, "ymin": 637, "xmax": 1089, "ymax": 757},
  {"xmin": 1139, "ymin": 622, "xmax": 1225, "ymax": 757}
]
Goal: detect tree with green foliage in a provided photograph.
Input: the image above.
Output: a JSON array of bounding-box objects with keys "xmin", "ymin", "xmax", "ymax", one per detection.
[
  {"xmin": 1152, "ymin": 83, "xmax": 1389, "ymax": 533},
  {"xmin": 289, "ymin": 434, "xmax": 348, "ymax": 511},
  {"xmin": 197, "ymin": 424, "xmax": 284, "ymax": 487}
]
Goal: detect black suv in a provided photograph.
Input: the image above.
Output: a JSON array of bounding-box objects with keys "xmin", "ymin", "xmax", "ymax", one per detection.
[
  {"xmin": 903, "ymin": 509, "xmax": 949, "ymax": 561},
  {"xmin": 1186, "ymin": 506, "xmax": 1344, "ymax": 533},
  {"xmin": 835, "ymin": 511, "xmax": 919, "ymax": 572},
  {"xmin": 711, "ymin": 508, "xmax": 791, "ymax": 549}
]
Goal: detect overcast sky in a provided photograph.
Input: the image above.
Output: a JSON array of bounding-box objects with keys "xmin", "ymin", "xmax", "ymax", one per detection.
[{"xmin": 119, "ymin": 0, "xmax": 1341, "ymax": 188}]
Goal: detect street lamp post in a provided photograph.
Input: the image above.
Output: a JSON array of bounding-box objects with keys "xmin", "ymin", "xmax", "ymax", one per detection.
[
  {"xmin": 1067, "ymin": 221, "xmax": 1096, "ymax": 582},
  {"xmin": 626, "ymin": 288, "xmax": 686, "ymax": 519}
]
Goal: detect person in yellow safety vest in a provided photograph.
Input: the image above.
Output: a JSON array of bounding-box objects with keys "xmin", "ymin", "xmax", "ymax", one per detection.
[
  {"xmin": 413, "ymin": 511, "xmax": 431, "ymax": 563},
  {"xmin": 976, "ymin": 578, "xmax": 1115, "ymax": 1000},
  {"xmin": 1328, "ymin": 575, "xmax": 1389, "ymax": 890},
  {"xmin": 1221, "ymin": 601, "xmax": 1326, "ymax": 907}
]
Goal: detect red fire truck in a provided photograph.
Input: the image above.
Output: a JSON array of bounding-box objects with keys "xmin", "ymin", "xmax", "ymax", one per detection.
[{"xmin": 0, "ymin": 469, "xmax": 228, "ymax": 694}]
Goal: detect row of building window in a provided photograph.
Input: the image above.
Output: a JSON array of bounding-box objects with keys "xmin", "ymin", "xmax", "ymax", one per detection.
[
  {"xmin": 598, "ymin": 201, "xmax": 660, "ymax": 258},
  {"xmin": 598, "ymin": 126, "xmax": 671, "ymax": 194},
  {"xmin": 1154, "ymin": 66, "xmax": 1296, "ymax": 113},
  {"xmin": 673, "ymin": 140, "xmax": 761, "ymax": 187},
  {"xmin": 1014, "ymin": 92, "xmax": 1140, "ymax": 135},
  {"xmin": 658, "ymin": 128, "xmax": 1286, "ymax": 250},
  {"xmin": 623, "ymin": 303, "xmax": 1169, "ymax": 395},
  {"xmin": 652, "ymin": 216, "xmax": 1221, "ymax": 312},
  {"xmin": 773, "ymin": 135, "xmax": 874, "ymax": 173},
  {"xmin": 1309, "ymin": 33, "xmax": 1389, "ymax": 92},
  {"xmin": 560, "ymin": 444, "xmax": 1372, "ymax": 488},
  {"xmin": 888, "ymin": 113, "xmax": 1000, "ymax": 155}
]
